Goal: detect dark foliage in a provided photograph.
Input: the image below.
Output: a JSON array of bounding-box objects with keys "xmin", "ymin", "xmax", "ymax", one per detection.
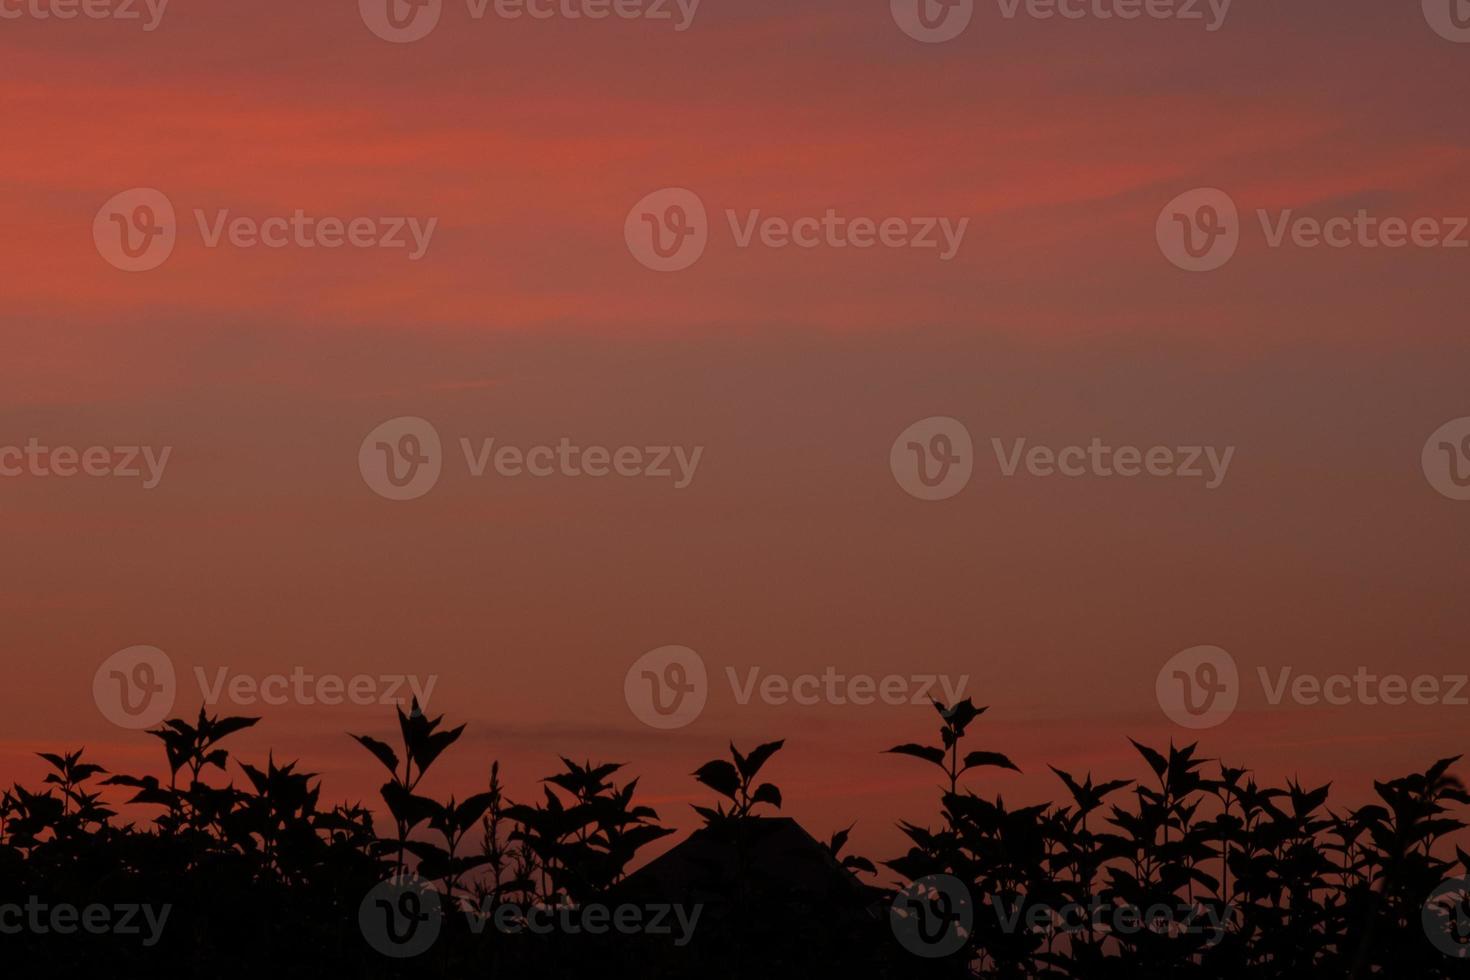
[
  {"xmin": 885, "ymin": 698, "xmax": 1470, "ymax": 979},
  {"xmin": 1, "ymin": 698, "xmax": 1466, "ymax": 978}
]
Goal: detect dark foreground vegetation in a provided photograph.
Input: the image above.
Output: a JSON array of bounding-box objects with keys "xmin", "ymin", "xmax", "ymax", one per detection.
[{"xmin": 2, "ymin": 698, "xmax": 1467, "ymax": 978}]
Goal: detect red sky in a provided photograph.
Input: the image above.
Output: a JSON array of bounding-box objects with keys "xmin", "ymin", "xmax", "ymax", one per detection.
[{"xmin": 2, "ymin": 0, "xmax": 1468, "ymax": 868}]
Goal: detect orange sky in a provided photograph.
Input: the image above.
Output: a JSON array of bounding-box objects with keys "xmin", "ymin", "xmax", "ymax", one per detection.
[{"xmin": 2, "ymin": 0, "xmax": 1468, "ymax": 867}]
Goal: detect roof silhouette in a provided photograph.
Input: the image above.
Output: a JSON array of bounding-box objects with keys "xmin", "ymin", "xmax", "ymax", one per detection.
[{"xmin": 619, "ymin": 815, "xmax": 883, "ymax": 912}]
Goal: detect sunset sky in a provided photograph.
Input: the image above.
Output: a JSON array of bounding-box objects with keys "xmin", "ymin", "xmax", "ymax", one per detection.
[{"xmin": 2, "ymin": 0, "xmax": 1468, "ymax": 867}]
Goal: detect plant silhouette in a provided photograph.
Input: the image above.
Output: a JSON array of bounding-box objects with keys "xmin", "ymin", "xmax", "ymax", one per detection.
[
  {"xmin": 1, "ymin": 698, "xmax": 1466, "ymax": 978},
  {"xmin": 883, "ymin": 698, "xmax": 1470, "ymax": 979}
]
